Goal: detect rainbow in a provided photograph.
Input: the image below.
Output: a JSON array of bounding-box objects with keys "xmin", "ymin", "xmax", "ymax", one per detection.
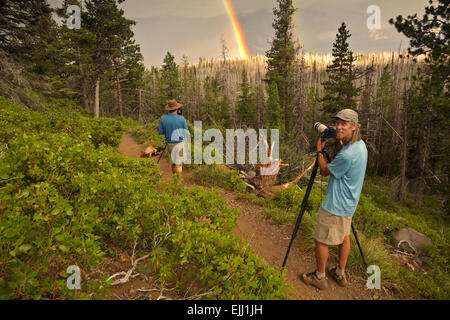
[{"xmin": 222, "ymin": 0, "xmax": 250, "ymax": 59}]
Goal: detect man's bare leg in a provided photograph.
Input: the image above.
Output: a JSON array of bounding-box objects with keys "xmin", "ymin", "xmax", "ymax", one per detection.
[
  {"xmin": 172, "ymin": 165, "xmax": 182, "ymax": 177},
  {"xmin": 338, "ymin": 235, "xmax": 351, "ymax": 272},
  {"xmin": 315, "ymin": 240, "xmax": 328, "ymax": 274}
]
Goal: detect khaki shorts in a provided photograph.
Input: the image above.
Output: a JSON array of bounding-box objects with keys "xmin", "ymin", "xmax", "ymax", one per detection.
[
  {"xmin": 167, "ymin": 142, "xmax": 184, "ymax": 166},
  {"xmin": 314, "ymin": 207, "xmax": 352, "ymax": 246}
]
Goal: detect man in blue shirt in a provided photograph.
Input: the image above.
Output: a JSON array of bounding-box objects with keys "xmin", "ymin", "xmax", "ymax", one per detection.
[
  {"xmin": 158, "ymin": 99, "xmax": 189, "ymax": 176},
  {"xmin": 301, "ymin": 109, "xmax": 368, "ymax": 290}
]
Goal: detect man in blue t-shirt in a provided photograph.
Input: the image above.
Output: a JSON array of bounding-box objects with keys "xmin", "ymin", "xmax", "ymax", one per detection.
[
  {"xmin": 301, "ymin": 109, "xmax": 368, "ymax": 290},
  {"xmin": 158, "ymin": 99, "xmax": 189, "ymax": 176}
]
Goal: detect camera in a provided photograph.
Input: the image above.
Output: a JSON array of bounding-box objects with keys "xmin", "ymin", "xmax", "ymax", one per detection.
[
  {"xmin": 314, "ymin": 122, "xmax": 336, "ymax": 140},
  {"xmin": 177, "ymin": 108, "xmax": 183, "ymax": 115}
]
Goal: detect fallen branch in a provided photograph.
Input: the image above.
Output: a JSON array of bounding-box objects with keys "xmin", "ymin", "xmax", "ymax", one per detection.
[
  {"xmin": 243, "ymin": 181, "xmax": 256, "ymax": 190},
  {"xmin": 107, "ymin": 238, "xmax": 151, "ymax": 286},
  {"xmin": 138, "ymin": 286, "xmax": 177, "ymax": 300},
  {"xmin": 273, "ymin": 160, "xmax": 316, "ymax": 191},
  {"xmin": 185, "ymin": 287, "xmax": 215, "ymax": 300},
  {"xmin": 108, "ymin": 216, "xmax": 171, "ymax": 286}
]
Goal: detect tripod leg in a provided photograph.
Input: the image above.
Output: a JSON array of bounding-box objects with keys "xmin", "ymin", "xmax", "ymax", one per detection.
[
  {"xmin": 351, "ymin": 223, "xmax": 367, "ymax": 268},
  {"xmin": 282, "ymin": 159, "xmax": 319, "ymax": 268},
  {"xmin": 157, "ymin": 143, "xmax": 167, "ymax": 164}
]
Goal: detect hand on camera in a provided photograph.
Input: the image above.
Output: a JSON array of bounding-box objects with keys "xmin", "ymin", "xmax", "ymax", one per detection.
[{"xmin": 317, "ymin": 137, "xmax": 327, "ymax": 152}]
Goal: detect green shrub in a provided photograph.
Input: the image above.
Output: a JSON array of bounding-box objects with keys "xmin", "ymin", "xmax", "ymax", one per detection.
[
  {"xmin": 192, "ymin": 164, "xmax": 247, "ymax": 192},
  {"xmin": 0, "ymin": 97, "xmax": 289, "ymax": 300}
]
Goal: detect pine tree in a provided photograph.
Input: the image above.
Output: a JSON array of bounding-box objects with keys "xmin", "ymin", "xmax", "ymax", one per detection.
[
  {"xmin": 108, "ymin": 11, "xmax": 144, "ymax": 117},
  {"xmin": 320, "ymin": 22, "xmax": 359, "ymax": 116},
  {"xmin": 0, "ymin": 0, "xmax": 53, "ymax": 55},
  {"xmin": 83, "ymin": 0, "xmax": 134, "ymax": 118},
  {"xmin": 305, "ymin": 85, "xmax": 320, "ymax": 146},
  {"xmin": 158, "ymin": 51, "xmax": 181, "ymax": 114},
  {"xmin": 218, "ymin": 95, "xmax": 232, "ymax": 128},
  {"xmin": 236, "ymin": 69, "xmax": 255, "ymax": 127},
  {"xmin": 56, "ymin": 0, "xmax": 95, "ymax": 112},
  {"xmin": 265, "ymin": 0, "xmax": 297, "ymax": 132},
  {"xmin": 202, "ymin": 75, "xmax": 223, "ymax": 125},
  {"xmin": 265, "ymin": 81, "xmax": 282, "ymax": 130}
]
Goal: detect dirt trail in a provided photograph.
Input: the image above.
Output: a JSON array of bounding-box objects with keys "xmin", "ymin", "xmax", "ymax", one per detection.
[{"xmin": 117, "ymin": 133, "xmax": 398, "ymax": 300}]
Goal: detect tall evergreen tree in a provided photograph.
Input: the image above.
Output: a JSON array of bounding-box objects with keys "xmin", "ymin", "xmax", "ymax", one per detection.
[
  {"xmin": 265, "ymin": 0, "xmax": 297, "ymax": 132},
  {"xmin": 83, "ymin": 0, "xmax": 132, "ymax": 118},
  {"xmin": 265, "ymin": 81, "xmax": 282, "ymax": 130},
  {"xmin": 56, "ymin": 0, "xmax": 96, "ymax": 112},
  {"xmin": 236, "ymin": 69, "xmax": 256, "ymax": 127},
  {"xmin": 0, "ymin": 0, "xmax": 53, "ymax": 55},
  {"xmin": 320, "ymin": 22, "xmax": 359, "ymax": 116},
  {"xmin": 218, "ymin": 95, "xmax": 232, "ymax": 128},
  {"xmin": 158, "ymin": 51, "xmax": 181, "ymax": 114},
  {"xmin": 202, "ymin": 75, "xmax": 222, "ymax": 125}
]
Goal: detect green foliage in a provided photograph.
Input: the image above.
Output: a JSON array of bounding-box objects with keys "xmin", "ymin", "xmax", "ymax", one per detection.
[
  {"xmin": 157, "ymin": 51, "xmax": 181, "ymax": 114},
  {"xmin": 148, "ymin": 180, "xmax": 288, "ymax": 299},
  {"xmin": 128, "ymin": 119, "xmax": 165, "ymax": 147},
  {"xmin": 0, "ymin": 96, "xmax": 127, "ymax": 149},
  {"xmin": 192, "ymin": 164, "xmax": 247, "ymax": 193},
  {"xmin": 265, "ymin": 81, "xmax": 282, "ymax": 130},
  {"xmin": 236, "ymin": 69, "xmax": 256, "ymax": 128},
  {"xmin": 0, "ymin": 97, "xmax": 288, "ymax": 299},
  {"xmin": 265, "ymin": 0, "xmax": 297, "ymax": 132},
  {"xmin": 320, "ymin": 22, "xmax": 359, "ymax": 116},
  {"xmin": 389, "ymin": 0, "xmax": 450, "ymax": 197}
]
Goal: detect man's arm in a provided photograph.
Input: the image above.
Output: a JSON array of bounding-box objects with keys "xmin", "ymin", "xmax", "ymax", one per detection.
[{"xmin": 317, "ymin": 138, "xmax": 332, "ymax": 177}]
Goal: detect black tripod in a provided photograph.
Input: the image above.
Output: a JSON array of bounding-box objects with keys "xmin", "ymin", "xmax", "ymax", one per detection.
[
  {"xmin": 282, "ymin": 148, "xmax": 367, "ymax": 268},
  {"xmin": 157, "ymin": 142, "xmax": 167, "ymax": 164}
]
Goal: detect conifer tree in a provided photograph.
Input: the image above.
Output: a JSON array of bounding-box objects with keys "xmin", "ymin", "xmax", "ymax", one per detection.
[
  {"xmin": 218, "ymin": 95, "xmax": 232, "ymax": 128},
  {"xmin": 265, "ymin": 0, "xmax": 297, "ymax": 132},
  {"xmin": 265, "ymin": 81, "xmax": 282, "ymax": 130},
  {"xmin": 158, "ymin": 51, "xmax": 181, "ymax": 113},
  {"xmin": 236, "ymin": 69, "xmax": 256, "ymax": 127},
  {"xmin": 321, "ymin": 22, "xmax": 359, "ymax": 116}
]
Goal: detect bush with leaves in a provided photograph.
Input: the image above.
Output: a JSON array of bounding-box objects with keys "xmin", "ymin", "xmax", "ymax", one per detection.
[{"xmin": 0, "ymin": 97, "xmax": 289, "ymax": 299}]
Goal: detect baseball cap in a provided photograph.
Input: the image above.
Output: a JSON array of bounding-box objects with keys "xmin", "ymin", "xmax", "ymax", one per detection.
[{"xmin": 333, "ymin": 109, "xmax": 359, "ymax": 123}]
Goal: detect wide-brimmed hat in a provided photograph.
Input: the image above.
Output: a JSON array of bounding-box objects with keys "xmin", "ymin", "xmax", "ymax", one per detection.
[
  {"xmin": 165, "ymin": 99, "xmax": 182, "ymax": 111},
  {"xmin": 333, "ymin": 109, "xmax": 359, "ymax": 123}
]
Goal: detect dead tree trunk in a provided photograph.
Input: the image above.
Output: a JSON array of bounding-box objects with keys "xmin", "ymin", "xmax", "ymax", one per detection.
[
  {"xmin": 116, "ymin": 71, "xmax": 123, "ymax": 117},
  {"xmin": 398, "ymin": 87, "xmax": 408, "ymax": 201},
  {"xmin": 94, "ymin": 76, "xmax": 100, "ymax": 118},
  {"xmin": 76, "ymin": 46, "xmax": 90, "ymax": 112}
]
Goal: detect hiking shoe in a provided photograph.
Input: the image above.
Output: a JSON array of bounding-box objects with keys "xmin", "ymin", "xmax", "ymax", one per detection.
[
  {"xmin": 300, "ymin": 271, "xmax": 329, "ymax": 290},
  {"xmin": 328, "ymin": 266, "xmax": 348, "ymax": 287}
]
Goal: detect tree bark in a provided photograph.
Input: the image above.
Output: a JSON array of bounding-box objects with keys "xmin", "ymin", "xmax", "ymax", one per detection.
[
  {"xmin": 94, "ymin": 76, "xmax": 100, "ymax": 118},
  {"xmin": 116, "ymin": 71, "xmax": 123, "ymax": 117},
  {"xmin": 76, "ymin": 46, "xmax": 90, "ymax": 112},
  {"xmin": 138, "ymin": 89, "xmax": 142, "ymax": 123},
  {"xmin": 398, "ymin": 90, "xmax": 408, "ymax": 201}
]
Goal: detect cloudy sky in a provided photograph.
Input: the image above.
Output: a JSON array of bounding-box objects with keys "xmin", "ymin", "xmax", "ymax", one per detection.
[{"xmin": 50, "ymin": 0, "xmax": 428, "ymax": 67}]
